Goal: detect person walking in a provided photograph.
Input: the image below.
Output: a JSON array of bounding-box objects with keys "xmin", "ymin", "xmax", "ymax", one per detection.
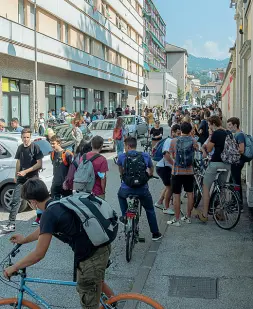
[
  {"xmin": 71, "ymin": 120, "xmax": 83, "ymax": 153},
  {"xmin": 113, "ymin": 117, "xmax": 126, "ymax": 163},
  {"xmin": 38, "ymin": 113, "xmax": 46, "ymax": 136},
  {"xmin": 2, "ymin": 128, "xmax": 43, "ymax": 232},
  {"xmin": 150, "ymin": 120, "xmax": 163, "ymax": 148},
  {"xmin": 198, "ymin": 110, "xmax": 210, "ymax": 145},
  {"xmin": 131, "ymin": 107, "xmax": 136, "ymax": 115}
]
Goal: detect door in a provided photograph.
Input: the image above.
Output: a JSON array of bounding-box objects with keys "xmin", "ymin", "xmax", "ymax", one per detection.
[{"xmin": 11, "ymin": 96, "xmax": 19, "ymax": 119}]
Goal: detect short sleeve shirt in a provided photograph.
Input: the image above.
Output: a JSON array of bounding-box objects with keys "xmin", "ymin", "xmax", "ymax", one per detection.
[
  {"xmin": 210, "ymin": 129, "xmax": 227, "ymax": 162},
  {"xmin": 15, "ymin": 143, "xmax": 44, "ymax": 181},
  {"xmin": 40, "ymin": 201, "xmax": 96, "ymax": 263},
  {"xmin": 85, "ymin": 152, "xmax": 109, "ymax": 196},
  {"xmin": 169, "ymin": 137, "xmax": 197, "ymax": 175},
  {"xmin": 52, "ymin": 151, "xmax": 73, "ymax": 185},
  {"xmin": 156, "ymin": 137, "xmax": 172, "ymax": 168},
  {"xmin": 235, "ymin": 131, "xmax": 246, "ymax": 164},
  {"xmin": 150, "ymin": 127, "xmax": 163, "ymax": 141},
  {"xmin": 117, "ymin": 150, "xmax": 153, "ymax": 189}
]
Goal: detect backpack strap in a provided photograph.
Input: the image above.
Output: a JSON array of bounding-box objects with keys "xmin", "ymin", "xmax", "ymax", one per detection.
[
  {"xmin": 50, "ymin": 151, "xmax": 55, "ymax": 162},
  {"xmin": 62, "ymin": 150, "xmax": 73, "ymax": 166},
  {"xmin": 89, "ymin": 154, "xmax": 101, "ymax": 162},
  {"xmin": 30, "ymin": 142, "xmax": 35, "ymax": 159}
]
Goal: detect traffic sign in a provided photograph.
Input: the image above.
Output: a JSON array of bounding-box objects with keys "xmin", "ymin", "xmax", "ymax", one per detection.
[{"xmin": 142, "ymin": 84, "xmax": 149, "ymax": 98}]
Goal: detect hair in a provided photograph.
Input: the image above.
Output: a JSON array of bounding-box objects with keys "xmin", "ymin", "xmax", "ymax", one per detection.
[
  {"xmin": 182, "ymin": 115, "xmax": 191, "ymax": 123},
  {"xmin": 11, "ymin": 117, "xmax": 19, "ymax": 123},
  {"xmin": 171, "ymin": 124, "xmax": 181, "ymax": 133},
  {"xmin": 91, "ymin": 135, "xmax": 104, "ymax": 150},
  {"xmin": 21, "ymin": 128, "xmax": 32, "ymax": 136},
  {"xmin": 124, "ymin": 136, "xmax": 137, "ymax": 149},
  {"xmin": 115, "ymin": 117, "xmax": 123, "ymax": 129},
  {"xmin": 21, "ymin": 178, "xmax": 50, "ymax": 202},
  {"xmin": 208, "ymin": 115, "xmax": 222, "ymax": 127},
  {"xmin": 204, "ymin": 110, "xmax": 211, "ymax": 118},
  {"xmin": 76, "ymin": 140, "xmax": 92, "ymax": 155},
  {"xmin": 180, "ymin": 122, "xmax": 192, "ymax": 134},
  {"xmin": 227, "ymin": 117, "xmax": 240, "ymax": 128},
  {"xmin": 50, "ymin": 135, "xmax": 61, "ymax": 144}
]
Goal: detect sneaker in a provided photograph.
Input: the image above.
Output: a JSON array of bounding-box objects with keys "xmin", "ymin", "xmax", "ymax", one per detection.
[
  {"xmin": 2, "ymin": 223, "xmax": 15, "ymax": 233},
  {"xmin": 163, "ymin": 208, "xmax": 175, "ymax": 215},
  {"xmin": 155, "ymin": 201, "xmax": 163, "ymax": 207},
  {"xmin": 113, "ymin": 157, "xmax": 118, "ymax": 164},
  {"xmin": 32, "ymin": 218, "xmax": 40, "ymax": 227},
  {"xmin": 119, "ymin": 216, "xmax": 127, "ymax": 225},
  {"xmin": 181, "ymin": 216, "xmax": 191, "ymax": 224},
  {"xmin": 152, "ymin": 232, "xmax": 162, "ymax": 241},
  {"xmin": 197, "ymin": 212, "xmax": 208, "ymax": 223},
  {"xmin": 167, "ymin": 218, "xmax": 181, "ymax": 227}
]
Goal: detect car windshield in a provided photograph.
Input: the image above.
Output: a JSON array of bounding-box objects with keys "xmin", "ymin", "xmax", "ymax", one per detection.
[
  {"xmin": 34, "ymin": 140, "xmax": 53, "ymax": 156},
  {"xmin": 89, "ymin": 121, "xmax": 115, "ymax": 130},
  {"xmin": 122, "ymin": 117, "xmax": 135, "ymax": 125}
]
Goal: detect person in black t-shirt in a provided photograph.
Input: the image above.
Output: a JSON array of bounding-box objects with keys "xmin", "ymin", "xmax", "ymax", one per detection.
[
  {"xmin": 3, "ymin": 128, "xmax": 43, "ymax": 233},
  {"xmin": 4, "ymin": 179, "xmax": 112, "ymax": 309},
  {"xmin": 198, "ymin": 110, "xmax": 210, "ymax": 145},
  {"xmin": 150, "ymin": 120, "xmax": 163, "ymax": 148},
  {"xmin": 201, "ymin": 116, "xmax": 230, "ymax": 222},
  {"xmin": 115, "ymin": 105, "xmax": 123, "ymax": 117}
]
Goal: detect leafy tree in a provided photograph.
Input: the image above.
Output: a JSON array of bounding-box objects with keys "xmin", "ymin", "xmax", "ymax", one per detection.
[{"xmin": 177, "ymin": 86, "xmax": 185, "ymax": 105}]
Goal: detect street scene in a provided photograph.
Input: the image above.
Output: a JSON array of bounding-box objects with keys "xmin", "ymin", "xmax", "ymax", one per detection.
[{"xmin": 0, "ymin": 0, "xmax": 253, "ymax": 308}]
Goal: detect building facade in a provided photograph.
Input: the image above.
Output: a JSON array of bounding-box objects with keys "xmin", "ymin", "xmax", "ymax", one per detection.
[
  {"xmin": 142, "ymin": 0, "xmax": 166, "ymax": 72},
  {"xmin": 165, "ymin": 43, "xmax": 188, "ymax": 95},
  {"xmin": 145, "ymin": 71, "xmax": 177, "ymax": 108},
  {"xmin": 228, "ymin": 0, "xmax": 253, "ymax": 206},
  {"xmin": 0, "ymin": 0, "xmax": 144, "ymax": 126},
  {"xmin": 199, "ymin": 82, "xmax": 217, "ymax": 105}
]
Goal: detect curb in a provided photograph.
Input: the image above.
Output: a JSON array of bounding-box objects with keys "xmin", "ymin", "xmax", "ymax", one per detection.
[{"xmin": 123, "ymin": 210, "xmax": 168, "ymax": 309}]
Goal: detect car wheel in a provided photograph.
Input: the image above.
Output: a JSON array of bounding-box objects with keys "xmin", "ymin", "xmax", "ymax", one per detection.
[{"xmin": 0, "ymin": 184, "xmax": 29, "ymax": 213}]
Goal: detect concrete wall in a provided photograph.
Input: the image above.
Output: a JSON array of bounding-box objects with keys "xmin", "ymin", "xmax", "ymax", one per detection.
[{"xmin": 166, "ymin": 52, "xmax": 186, "ymax": 90}]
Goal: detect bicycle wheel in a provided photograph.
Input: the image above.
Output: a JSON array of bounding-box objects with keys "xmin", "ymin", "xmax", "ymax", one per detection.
[
  {"xmin": 126, "ymin": 218, "xmax": 137, "ymax": 262},
  {"xmin": 0, "ymin": 298, "xmax": 40, "ymax": 308},
  {"xmin": 99, "ymin": 293, "xmax": 164, "ymax": 309},
  {"xmin": 193, "ymin": 178, "xmax": 201, "ymax": 208},
  {"xmin": 212, "ymin": 185, "xmax": 241, "ymax": 230}
]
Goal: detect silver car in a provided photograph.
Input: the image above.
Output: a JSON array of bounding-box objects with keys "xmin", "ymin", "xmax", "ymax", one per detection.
[
  {"xmin": 88, "ymin": 120, "xmax": 117, "ymax": 151},
  {"xmin": 120, "ymin": 115, "xmax": 148, "ymax": 138},
  {"xmin": 0, "ymin": 134, "xmax": 53, "ymax": 212}
]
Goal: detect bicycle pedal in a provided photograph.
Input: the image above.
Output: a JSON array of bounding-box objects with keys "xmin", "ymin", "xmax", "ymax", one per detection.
[{"xmin": 138, "ymin": 237, "xmax": 145, "ymax": 242}]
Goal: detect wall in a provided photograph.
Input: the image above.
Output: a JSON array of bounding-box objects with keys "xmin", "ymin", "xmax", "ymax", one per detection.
[{"xmin": 166, "ymin": 52, "xmax": 185, "ymax": 90}]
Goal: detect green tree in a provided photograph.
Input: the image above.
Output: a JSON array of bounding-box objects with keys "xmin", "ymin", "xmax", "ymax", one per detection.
[{"xmin": 177, "ymin": 86, "xmax": 185, "ymax": 105}]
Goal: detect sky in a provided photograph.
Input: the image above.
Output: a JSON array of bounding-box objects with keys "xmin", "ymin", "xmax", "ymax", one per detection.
[{"xmin": 154, "ymin": 0, "xmax": 236, "ymax": 60}]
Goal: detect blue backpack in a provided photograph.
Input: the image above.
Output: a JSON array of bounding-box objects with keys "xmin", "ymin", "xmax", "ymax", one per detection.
[
  {"xmin": 152, "ymin": 138, "xmax": 168, "ymax": 162},
  {"xmin": 243, "ymin": 134, "xmax": 253, "ymax": 162},
  {"xmin": 175, "ymin": 136, "xmax": 194, "ymax": 168}
]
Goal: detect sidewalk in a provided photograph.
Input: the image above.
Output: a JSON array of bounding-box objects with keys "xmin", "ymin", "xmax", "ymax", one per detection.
[{"xmin": 130, "ymin": 197, "xmax": 253, "ymax": 309}]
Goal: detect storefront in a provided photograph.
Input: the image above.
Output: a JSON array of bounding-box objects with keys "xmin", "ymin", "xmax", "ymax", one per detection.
[
  {"xmin": 73, "ymin": 87, "xmax": 87, "ymax": 113},
  {"xmin": 45, "ymin": 83, "xmax": 63, "ymax": 116},
  {"xmin": 2, "ymin": 77, "xmax": 30, "ymax": 126},
  {"xmin": 94, "ymin": 90, "xmax": 104, "ymax": 110},
  {"xmin": 109, "ymin": 92, "xmax": 117, "ymax": 113}
]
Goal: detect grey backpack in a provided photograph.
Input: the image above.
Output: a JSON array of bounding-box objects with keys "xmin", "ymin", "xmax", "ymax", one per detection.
[
  {"xmin": 73, "ymin": 154, "xmax": 100, "ymax": 192},
  {"xmin": 48, "ymin": 193, "xmax": 118, "ymax": 247}
]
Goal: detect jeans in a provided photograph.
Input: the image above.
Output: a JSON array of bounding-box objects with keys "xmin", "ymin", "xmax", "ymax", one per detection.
[
  {"xmin": 231, "ymin": 163, "xmax": 244, "ymax": 205},
  {"xmin": 9, "ymin": 183, "xmax": 23, "ymax": 223},
  {"xmin": 118, "ymin": 187, "xmax": 159, "ymax": 234},
  {"xmin": 116, "ymin": 139, "xmax": 124, "ymax": 157}
]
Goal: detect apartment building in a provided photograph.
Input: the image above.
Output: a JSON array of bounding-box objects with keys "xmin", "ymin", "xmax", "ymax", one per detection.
[
  {"xmin": 142, "ymin": 0, "xmax": 166, "ymax": 72},
  {"xmin": 227, "ymin": 0, "xmax": 253, "ymax": 206},
  {"xmin": 0, "ymin": 0, "xmax": 144, "ymax": 126},
  {"xmin": 165, "ymin": 43, "xmax": 188, "ymax": 95}
]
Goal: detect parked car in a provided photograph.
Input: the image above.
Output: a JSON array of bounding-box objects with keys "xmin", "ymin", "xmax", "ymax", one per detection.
[
  {"xmin": 88, "ymin": 120, "xmax": 117, "ymax": 151},
  {"xmin": 120, "ymin": 115, "xmax": 148, "ymax": 138},
  {"xmin": 53, "ymin": 124, "xmax": 93, "ymax": 151},
  {"xmin": 0, "ymin": 134, "xmax": 53, "ymax": 213}
]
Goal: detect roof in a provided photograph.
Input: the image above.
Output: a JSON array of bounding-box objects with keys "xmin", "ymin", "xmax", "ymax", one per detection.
[{"xmin": 165, "ymin": 43, "xmax": 188, "ymax": 56}]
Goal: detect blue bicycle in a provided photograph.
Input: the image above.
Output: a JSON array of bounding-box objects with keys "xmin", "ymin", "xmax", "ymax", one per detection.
[{"xmin": 0, "ymin": 245, "xmax": 164, "ymax": 308}]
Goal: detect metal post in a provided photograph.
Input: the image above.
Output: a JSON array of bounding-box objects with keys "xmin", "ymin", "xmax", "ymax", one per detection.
[
  {"xmin": 137, "ymin": 44, "xmax": 140, "ymax": 115},
  {"xmin": 34, "ymin": 0, "xmax": 38, "ymax": 124}
]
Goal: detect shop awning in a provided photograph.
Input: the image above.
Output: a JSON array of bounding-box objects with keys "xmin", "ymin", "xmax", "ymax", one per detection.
[
  {"xmin": 151, "ymin": 33, "xmax": 165, "ymax": 50},
  {"xmin": 144, "ymin": 61, "xmax": 151, "ymax": 71}
]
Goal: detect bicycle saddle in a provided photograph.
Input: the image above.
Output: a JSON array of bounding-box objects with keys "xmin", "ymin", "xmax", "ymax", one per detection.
[
  {"xmin": 217, "ymin": 169, "xmax": 227, "ymax": 172},
  {"xmin": 127, "ymin": 195, "xmax": 140, "ymax": 199}
]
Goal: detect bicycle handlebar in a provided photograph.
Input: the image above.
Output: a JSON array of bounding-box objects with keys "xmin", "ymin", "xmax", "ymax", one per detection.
[{"xmin": 10, "ymin": 244, "xmax": 22, "ymax": 258}]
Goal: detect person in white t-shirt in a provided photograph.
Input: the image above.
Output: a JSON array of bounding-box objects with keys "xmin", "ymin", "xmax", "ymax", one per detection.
[{"xmin": 155, "ymin": 124, "xmax": 181, "ymax": 215}]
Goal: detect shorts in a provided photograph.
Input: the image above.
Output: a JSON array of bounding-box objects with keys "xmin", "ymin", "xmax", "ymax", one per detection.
[
  {"xmin": 172, "ymin": 175, "xmax": 194, "ymax": 194},
  {"xmin": 76, "ymin": 245, "xmax": 111, "ymax": 309},
  {"xmin": 156, "ymin": 166, "xmax": 172, "ymax": 186},
  {"xmin": 203, "ymin": 162, "xmax": 230, "ymax": 190}
]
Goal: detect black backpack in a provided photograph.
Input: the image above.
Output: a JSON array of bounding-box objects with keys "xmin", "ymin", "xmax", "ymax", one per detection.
[{"xmin": 122, "ymin": 152, "xmax": 149, "ymax": 188}]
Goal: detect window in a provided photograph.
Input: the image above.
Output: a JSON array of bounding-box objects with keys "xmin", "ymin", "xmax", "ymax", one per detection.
[
  {"xmin": 30, "ymin": 3, "xmax": 35, "ymax": 29},
  {"xmin": 84, "ymin": 35, "xmax": 90, "ymax": 53},
  {"xmin": 208, "ymin": 90, "xmax": 210, "ymax": 94},
  {"xmin": 0, "ymin": 144, "xmax": 11, "ymax": 159},
  {"xmin": 94, "ymin": 90, "xmax": 104, "ymax": 110},
  {"xmin": 203, "ymin": 90, "xmax": 205, "ymax": 94},
  {"xmin": 57, "ymin": 21, "xmax": 61, "ymax": 41},
  {"xmin": 73, "ymin": 87, "xmax": 86, "ymax": 112},
  {"xmin": 18, "ymin": 0, "xmax": 25, "ymax": 25},
  {"xmin": 45, "ymin": 84, "xmax": 63, "ymax": 116},
  {"xmin": 65, "ymin": 23, "xmax": 68, "ymax": 44},
  {"xmin": 109, "ymin": 92, "xmax": 117, "ymax": 113}
]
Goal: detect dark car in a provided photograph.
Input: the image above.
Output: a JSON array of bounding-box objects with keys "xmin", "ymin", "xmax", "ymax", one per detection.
[{"xmin": 54, "ymin": 124, "xmax": 93, "ymax": 151}]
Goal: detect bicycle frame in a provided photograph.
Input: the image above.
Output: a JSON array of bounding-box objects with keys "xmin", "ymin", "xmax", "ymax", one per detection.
[{"xmin": 14, "ymin": 271, "xmax": 108, "ymax": 309}]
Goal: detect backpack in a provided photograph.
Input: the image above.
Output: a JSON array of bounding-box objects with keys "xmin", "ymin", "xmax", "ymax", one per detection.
[
  {"xmin": 221, "ymin": 131, "xmax": 241, "ymax": 164},
  {"xmin": 73, "ymin": 153, "xmax": 101, "ymax": 192},
  {"xmin": 63, "ymin": 156, "xmax": 80, "ymax": 191},
  {"xmin": 113, "ymin": 128, "xmax": 122, "ymax": 140},
  {"xmin": 50, "ymin": 150, "xmax": 73, "ymax": 167},
  {"xmin": 48, "ymin": 193, "xmax": 118, "ymax": 247},
  {"xmin": 152, "ymin": 137, "xmax": 168, "ymax": 162},
  {"xmin": 122, "ymin": 152, "xmax": 149, "ymax": 188},
  {"xmin": 243, "ymin": 134, "xmax": 253, "ymax": 162},
  {"xmin": 175, "ymin": 136, "xmax": 195, "ymax": 168}
]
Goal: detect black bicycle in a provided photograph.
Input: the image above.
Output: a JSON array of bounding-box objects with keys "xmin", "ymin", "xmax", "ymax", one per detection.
[
  {"xmin": 124, "ymin": 176, "xmax": 159, "ymax": 262},
  {"xmin": 140, "ymin": 135, "xmax": 152, "ymax": 155},
  {"xmin": 193, "ymin": 162, "xmax": 241, "ymax": 230}
]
